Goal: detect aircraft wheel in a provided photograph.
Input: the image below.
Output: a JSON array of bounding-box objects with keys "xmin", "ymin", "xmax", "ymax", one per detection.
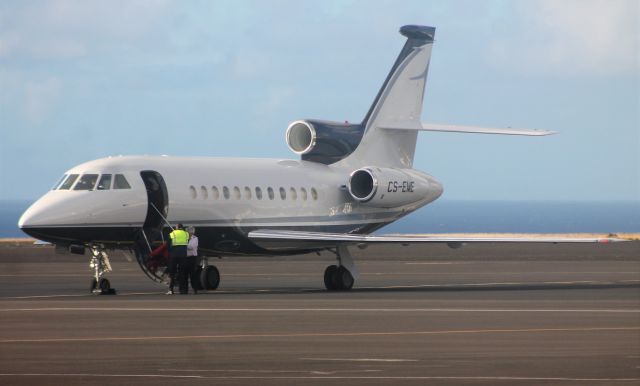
[
  {"xmin": 90, "ymin": 278, "xmax": 97, "ymax": 293},
  {"xmin": 337, "ymin": 266, "xmax": 354, "ymax": 290},
  {"xmin": 98, "ymin": 278, "xmax": 111, "ymax": 292},
  {"xmin": 200, "ymin": 265, "xmax": 220, "ymax": 290},
  {"xmin": 192, "ymin": 267, "xmax": 203, "ymax": 290},
  {"xmin": 324, "ymin": 265, "xmax": 338, "ymax": 290}
]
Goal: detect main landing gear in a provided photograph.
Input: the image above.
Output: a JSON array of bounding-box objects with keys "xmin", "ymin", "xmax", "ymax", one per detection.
[
  {"xmin": 89, "ymin": 246, "xmax": 116, "ymax": 295},
  {"xmin": 193, "ymin": 257, "xmax": 220, "ymax": 291},
  {"xmin": 324, "ymin": 245, "xmax": 359, "ymax": 291}
]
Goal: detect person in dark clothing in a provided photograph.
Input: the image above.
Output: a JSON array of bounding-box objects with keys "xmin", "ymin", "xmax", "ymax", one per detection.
[
  {"xmin": 167, "ymin": 223, "xmax": 189, "ymax": 295},
  {"xmin": 185, "ymin": 226, "xmax": 199, "ymax": 294}
]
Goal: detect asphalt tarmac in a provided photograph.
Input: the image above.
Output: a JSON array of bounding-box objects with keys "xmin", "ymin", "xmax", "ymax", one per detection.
[{"xmin": 0, "ymin": 242, "xmax": 639, "ymax": 385}]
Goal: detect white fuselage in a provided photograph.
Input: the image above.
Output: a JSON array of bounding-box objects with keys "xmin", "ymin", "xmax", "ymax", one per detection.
[{"xmin": 19, "ymin": 155, "xmax": 443, "ymax": 254}]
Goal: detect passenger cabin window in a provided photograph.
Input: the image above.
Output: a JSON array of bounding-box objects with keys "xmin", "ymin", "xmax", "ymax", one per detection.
[
  {"xmin": 290, "ymin": 187, "xmax": 297, "ymax": 200},
  {"xmin": 300, "ymin": 187, "xmax": 307, "ymax": 200},
  {"xmin": 244, "ymin": 186, "xmax": 252, "ymax": 199},
  {"xmin": 97, "ymin": 174, "xmax": 112, "ymax": 190},
  {"xmin": 200, "ymin": 186, "xmax": 208, "ymax": 199},
  {"xmin": 311, "ymin": 187, "xmax": 318, "ymax": 200},
  {"xmin": 267, "ymin": 187, "xmax": 274, "ymax": 200},
  {"xmin": 223, "ymin": 186, "xmax": 230, "ymax": 200},
  {"xmin": 189, "ymin": 186, "xmax": 197, "ymax": 199},
  {"xmin": 212, "ymin": 186, "xmax": 220, "ymax": 200},
  {"xmin": 113, "ymin": 174, "xmax": 131, "ymax": 189},
  {"xmin": 279, "ymin": 187, "xmax": 286, "ymax": 200},
  {"xmin": 59, "ymin": 174, "xmax": 79, "ymax": 190},
  {"xmin": 255, "ymin": 187, "xmax": 263, "ymax": 200},
  {"xmin": 233, "ymin": 186, "xmax": 241, "ymax": 200},
  {"xmin": 52, "ymin": 174, "xmax": 67, "ymax": 190}
]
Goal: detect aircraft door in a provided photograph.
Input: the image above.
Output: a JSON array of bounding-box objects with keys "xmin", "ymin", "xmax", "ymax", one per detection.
[
  {"xmin": 136, "ymin": 171, "xmax": 170, "ymax": 284},
  {"xmin": 140, "ymin": 171, "xmax": 169, "ymax": 230}
]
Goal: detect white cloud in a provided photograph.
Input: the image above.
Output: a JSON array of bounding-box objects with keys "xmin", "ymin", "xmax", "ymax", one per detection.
[
  {"xmin": 488, "ymin": 0, "xmax": 638, "ymax": 75},
  {"xmin": 0, "ymin": 0, "xmax": 172, "ymax": 59}
]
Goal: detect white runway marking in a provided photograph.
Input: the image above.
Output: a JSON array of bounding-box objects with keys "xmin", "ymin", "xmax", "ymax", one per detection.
[
  {"xmin": 360, "ymin": 279, "xmax": 640, "ymax": 290},
  {"xmin": 1, "ymin": 307, "xmax": 638, "ymax": 313},
  {"xmin": 0, "ymin": 292, "xmax": 162, "ymax": 300},
  {"xmin": 1, "ymin": 294, "xmax": 93, "ymax": 299},
  {"xmin": 160, "ymin": 368, "xmax": 382, "ymax": 374},
  {"xmin": 0, "ymin": 373, "xmax": 638, "ymax": 382},
  {"xmin": 0, "ymin": 274, "xmax": 89, "ymax": 277},
  {"xmin": 0, "ymin": 327, "xmax": 637, "ymax": 344},
  {"xmin": 0, "ymin": 278, "xmax": 637, "ymax": 299},
  {"xmin": 404, "ymin": 262, "xmax": 463, "ymax": 265},
  {"xmin": 300, "ymin": 358, "xmax": 418, "ymax": 362}
]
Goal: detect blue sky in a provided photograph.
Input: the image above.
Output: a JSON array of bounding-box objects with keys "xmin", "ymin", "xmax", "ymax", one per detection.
[{"xmin": 1, "ymin": 0, "xmax": 638, "ymax": 201}]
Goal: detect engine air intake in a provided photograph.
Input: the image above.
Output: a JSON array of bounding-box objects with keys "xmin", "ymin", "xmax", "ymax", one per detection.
[
  {"xmin": 348, "ymin": 168, "xmax": 377, "ymax": 202},
  {"xmin": 286, "ymin": 121, "xmax": 316, "ymax": 155}
]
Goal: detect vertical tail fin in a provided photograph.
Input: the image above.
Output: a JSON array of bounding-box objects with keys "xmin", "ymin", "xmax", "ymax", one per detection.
[{"xmin": 341, "ymin": 25, "xmax": 435, "ymax": 168}]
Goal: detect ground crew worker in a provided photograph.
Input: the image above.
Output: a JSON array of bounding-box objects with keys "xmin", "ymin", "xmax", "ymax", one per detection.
[
  {"xmin": 167, "ymin": 223, "xmax": 189, "ymax": 295},
  {"xmin": 186, "ymin": 226, "xmax": 199, "ymax": 294}
]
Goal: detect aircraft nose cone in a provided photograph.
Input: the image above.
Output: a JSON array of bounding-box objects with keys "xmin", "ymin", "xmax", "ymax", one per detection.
[
  {"xmin": 18, "ymin": 195, "xmax": 59, "ymax": 229},
  {"xmin": 18, "ymin": 203, "xmax": 38, "ymax": 229},
  {"xmin": 18, "ymin": 205, "xmax": 40, "ymax": 239},
  {"xmin": 18, "ymin": 195, "xmax": 67, "ymax": 242}
]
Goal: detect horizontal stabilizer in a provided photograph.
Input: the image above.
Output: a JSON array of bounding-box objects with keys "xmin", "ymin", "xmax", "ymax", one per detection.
[{"xmin": 382, "ymin": 123, "xmax": 556, "ymax": 136}]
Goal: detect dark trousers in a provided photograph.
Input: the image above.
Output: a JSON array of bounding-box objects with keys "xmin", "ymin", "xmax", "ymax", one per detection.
[
  {"xmin": 168, "ymin": 245, "xmax": 187, "ymax": 292},
  {"xmin": 167, "ymin": 258, "xmax": 178, "ymax": 291},
  {"xmin": 178, "ymin": 256, "xmax": 197, "ymax": 294}
]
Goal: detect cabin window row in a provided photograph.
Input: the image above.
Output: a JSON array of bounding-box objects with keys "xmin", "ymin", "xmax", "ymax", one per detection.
[
  {"xmin": 189, "ymin": 185, "xmax": 318, "ymax": 201},
  {"xmin": 52, "ymin": 173, "xmax": 131, "ymax": 191}
]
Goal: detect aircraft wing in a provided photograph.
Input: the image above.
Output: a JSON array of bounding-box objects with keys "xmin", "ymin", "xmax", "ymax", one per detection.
[{"xmin": 248, "ymin": 230, "xmax": 626, "ymax": 251}]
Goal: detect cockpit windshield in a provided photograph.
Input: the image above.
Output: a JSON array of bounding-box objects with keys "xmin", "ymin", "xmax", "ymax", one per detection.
[
  {"xmin": 97, "ymin": 174, "xmax": 112, "ymax": 190},
  {"xmin": 114, "ymin": 174, "xmax": 131, "ymax": 189},
  {"xmin": 51, "ymin": 174, "xmax": 68, "ymax": 190},
  {"xmin": 74, "ymin": 174, "xmax": 99, "ymax": 190},
  {"xmin": 54, "ymin": 173, "xmax": 130, "ymax": 191},
  {"xmin": 59, "ymin": 174, "xmax": 79, "ymax": 190}
]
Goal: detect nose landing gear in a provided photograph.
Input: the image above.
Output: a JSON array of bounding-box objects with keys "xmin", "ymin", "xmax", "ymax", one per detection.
[{"xmin": 89, "ymin": 246, "xmax": 116, "ymax": 295}]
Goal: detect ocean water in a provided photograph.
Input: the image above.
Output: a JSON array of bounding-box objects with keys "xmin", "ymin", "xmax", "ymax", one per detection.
[{"xmin": 2, "ymin": 199, "xmax": 638, "ymax": 238}]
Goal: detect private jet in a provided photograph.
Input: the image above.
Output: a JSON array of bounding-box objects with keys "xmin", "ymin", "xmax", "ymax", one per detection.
[{"xmin": 18, "ymin": 25, "xmax": 619, "ymax": 293}]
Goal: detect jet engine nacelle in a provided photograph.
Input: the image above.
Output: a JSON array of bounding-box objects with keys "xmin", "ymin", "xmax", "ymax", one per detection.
[
  {"xmin": 285, "ymin": 120, "xmax": 365, "ymax": 165},
  {"xmin": 286, "ymin": 120, "xmax": 317, "ymax": 155},
  {"xmin": 348, "ymin": 167, "xmax": 434, "ymax": 208}
]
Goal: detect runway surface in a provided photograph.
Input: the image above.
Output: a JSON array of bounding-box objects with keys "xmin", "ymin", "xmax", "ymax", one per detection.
[{"xmin": 0, "ymin": 242, "xmax": 639, "ymax": 385}]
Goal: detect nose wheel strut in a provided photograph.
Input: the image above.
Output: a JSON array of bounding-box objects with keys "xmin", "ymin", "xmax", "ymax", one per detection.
[{"xmin": 89, "ymin": 246, "xmax": 116, "ymax": 295}]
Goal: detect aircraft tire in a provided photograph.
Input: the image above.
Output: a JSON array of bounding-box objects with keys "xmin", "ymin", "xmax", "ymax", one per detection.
[
  {"xmin": 337, "ymin": 266, "xmax": 354, "ymax": 290},
  {"xmin": 324, "ymin": 265, "xmax": 339, "ymax": 290},
  {"xmin": 201, "ymin": 265, "xmax": 220, "ymax": 290},
  {"xmin": 192, "ymin": 267, "xmax": 203, "ymax": 290}
]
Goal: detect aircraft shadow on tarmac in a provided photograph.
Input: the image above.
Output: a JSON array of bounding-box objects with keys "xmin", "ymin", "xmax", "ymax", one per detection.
[{"xmin": 206, "ymin": 281, "xmax": 640, "ymax": 296}]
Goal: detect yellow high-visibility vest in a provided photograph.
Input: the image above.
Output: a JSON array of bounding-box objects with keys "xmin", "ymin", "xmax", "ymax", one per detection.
[{"xmin": 169, "ymin": 229, "xmax": 189, "ymax": 246}]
